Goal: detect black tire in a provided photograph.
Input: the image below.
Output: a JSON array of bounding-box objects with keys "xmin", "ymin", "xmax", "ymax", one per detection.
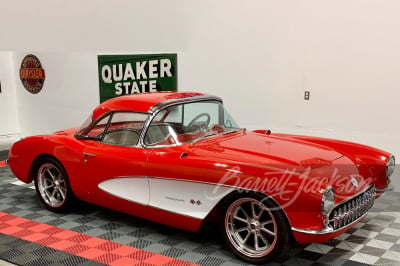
[
  {"xmin": 34, "ymin": 157, "xmax": 74, "ymax": 212},
  {"xmin": 219, "ymin": 192, "xmax": 291, "ymax": 264}
]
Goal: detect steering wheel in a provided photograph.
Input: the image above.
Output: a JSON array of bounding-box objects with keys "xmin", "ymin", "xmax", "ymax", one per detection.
[{"xmin": 188, "ymin": 113, "xmax": 211, "ymax": 129}]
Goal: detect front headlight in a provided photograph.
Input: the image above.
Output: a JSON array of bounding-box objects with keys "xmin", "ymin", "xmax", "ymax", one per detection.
[
  {"xmin": 321, "ymin": 187, "xmax": 335, "ymax": 215},
  {"xmin": 386, "ymin": 155, "xmax": 395, "ymax": 178}
]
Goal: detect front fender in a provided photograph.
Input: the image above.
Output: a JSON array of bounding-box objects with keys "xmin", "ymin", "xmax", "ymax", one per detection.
[{"xmin": 273, "ymin": 133, "xmax": 392, "ymax": 191}]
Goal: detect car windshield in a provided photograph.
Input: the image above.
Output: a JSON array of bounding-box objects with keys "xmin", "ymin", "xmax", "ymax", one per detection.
[
  {"xmin": 144, "ymin": 101, "xmax": 241, "ymax": 146},
  {"xmin": 75, "ymin": 115, "xmax": 96, "ymax": 137}
]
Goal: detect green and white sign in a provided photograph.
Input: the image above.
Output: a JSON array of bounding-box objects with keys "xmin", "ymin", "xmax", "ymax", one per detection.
[{"xmin": 98, "ymin": 53, "xmax": 177, "ymax": 103}]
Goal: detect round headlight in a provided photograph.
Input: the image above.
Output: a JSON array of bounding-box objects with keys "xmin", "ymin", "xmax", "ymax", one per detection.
[
  {"xmin": 386, "ymin": 155, "xmax": 395, "ymax": 178},
  {"xmin": 321, "ymin": 187, "xmax": 335, "ymax": 215}
]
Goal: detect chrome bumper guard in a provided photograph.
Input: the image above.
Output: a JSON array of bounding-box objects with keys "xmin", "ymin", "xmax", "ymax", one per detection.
[{"xmin": 329, "ymin": 185, "xmax": 375, "ymax": 230}]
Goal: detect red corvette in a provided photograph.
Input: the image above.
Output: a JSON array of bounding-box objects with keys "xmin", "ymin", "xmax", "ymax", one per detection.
[{"xmin": 7, "ymin": 92, "xmax": 395, "ymax": 263}]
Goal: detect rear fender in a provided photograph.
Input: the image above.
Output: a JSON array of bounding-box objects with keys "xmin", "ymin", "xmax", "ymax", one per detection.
[
  {"xmin": 8, "ymin": 136, "xmax": 52, "ymax": 183},
  {"xmin": 8, "ymin": 135, "xmax": 82, "ymax": 184}
]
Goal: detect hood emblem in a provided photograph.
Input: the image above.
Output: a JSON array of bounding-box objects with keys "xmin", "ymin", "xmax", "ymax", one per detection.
[{"xmin": 350, "ymin": 177, "xmax": 359, "ymax": 188}]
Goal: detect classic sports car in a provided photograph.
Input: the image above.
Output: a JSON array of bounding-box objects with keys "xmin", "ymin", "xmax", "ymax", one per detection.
[{"xmin": 8, "ymin": 92, "xmax": 395, "ymax": 263}]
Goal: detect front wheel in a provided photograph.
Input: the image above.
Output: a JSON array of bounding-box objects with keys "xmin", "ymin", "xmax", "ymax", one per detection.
[
  {"xmin": 34, "ymin": 157, "xmax": 74, "ymax": 212},
  {"xmin": 220, "ymin": 193, "xmax": 291, "ymax": 264}
]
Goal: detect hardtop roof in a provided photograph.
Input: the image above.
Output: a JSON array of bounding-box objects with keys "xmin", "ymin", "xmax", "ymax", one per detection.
[{"xmin": 91, "ymin": 91, "xmax": 222, "ymax": 120}]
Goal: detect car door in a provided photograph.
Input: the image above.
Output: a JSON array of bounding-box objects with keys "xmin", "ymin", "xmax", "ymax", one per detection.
[
  {"xmin": 72, "ymin": 111, "xmax": 152, "ymax": 213},
  {"xmin": 143, "ymin": 101, "xmax": 235, "ymax": 221},
  {"xmin": 146, "ymin": 144, "xmax": 234, "ymax": 222}
]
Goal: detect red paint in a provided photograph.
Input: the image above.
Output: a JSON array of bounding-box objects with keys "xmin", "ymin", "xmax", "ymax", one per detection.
[
  {"xmin": 0, "ymin": 161, "xmax": 6, "ymax": 168},
  {"xmin": 92, "ymin": 91, "xmax": 205, "ymax": 119},
  {"xmin": 0, "ymin": 212, "xmax": 197, "ymax": 266},
  {"xmin": 7, "ymin": 92, "xmax": 393, "ymax": 248}
]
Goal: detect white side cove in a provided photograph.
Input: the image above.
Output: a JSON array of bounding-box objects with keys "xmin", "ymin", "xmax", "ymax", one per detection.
[
  {"xmin": 148, "ymin": 178, "xmax": 235, "ymax": 219},
  {"xmin": 98, "ymin": 177, "xmax": 150, "ymax": 205},
  {"xmin": 98, "ymin": 177, "xmax": 235, "ymax": 219}
]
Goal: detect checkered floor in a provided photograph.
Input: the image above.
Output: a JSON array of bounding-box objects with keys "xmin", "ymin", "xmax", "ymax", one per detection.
[{"xmin": 0, "ymin": 164, "xmax": 399, "ymax": 265}]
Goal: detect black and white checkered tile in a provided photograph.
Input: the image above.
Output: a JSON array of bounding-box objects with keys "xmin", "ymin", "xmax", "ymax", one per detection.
[{"xmin": 0, "ymin": 164, "xmax": 399, "ymax": 265}]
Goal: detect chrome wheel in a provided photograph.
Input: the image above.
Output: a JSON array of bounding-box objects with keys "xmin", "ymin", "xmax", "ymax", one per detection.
[
  {"xmin": 37, "ymin": 162, "xmax": 68, "ymax": 208},
  {"xmin": 225, "ymin": 197, "xmax": 278, "ymax": 258}
]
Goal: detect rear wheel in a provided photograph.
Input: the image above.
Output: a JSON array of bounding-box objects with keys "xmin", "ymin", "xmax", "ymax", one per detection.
[
  {"xmin": 220, "ymin": 193, "xmax": 290, "ymax": 264},
  {"xmin": 34, "ymin": 157, "xmax": 74, "ymax": 212}
]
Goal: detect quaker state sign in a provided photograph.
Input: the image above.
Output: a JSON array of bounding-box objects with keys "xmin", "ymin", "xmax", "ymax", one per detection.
[{"xmin": 98, "ymin": 53, "xmax": 177, "ymax": 103}]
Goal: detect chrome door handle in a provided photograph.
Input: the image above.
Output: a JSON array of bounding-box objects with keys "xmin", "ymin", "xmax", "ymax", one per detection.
[{"xmin": 83, "ymin": 152, "xmax": 97, "ymax": 158}]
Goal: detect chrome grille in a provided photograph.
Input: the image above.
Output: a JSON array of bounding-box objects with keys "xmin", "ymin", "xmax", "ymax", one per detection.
[{"xmin": 329, "ymin": 186, "xmax": 375, "ymax": 230}]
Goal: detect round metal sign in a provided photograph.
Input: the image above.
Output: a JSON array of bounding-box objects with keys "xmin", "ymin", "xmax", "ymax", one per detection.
[{"xmin": 20, "ymin": 54, "xmax": 45, "ymax": 94}]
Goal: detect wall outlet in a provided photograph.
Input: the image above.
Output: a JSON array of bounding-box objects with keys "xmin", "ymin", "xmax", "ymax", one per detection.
[{"xmin": 304, "ymin": 91, "xmax": 310, "ymax": 100}]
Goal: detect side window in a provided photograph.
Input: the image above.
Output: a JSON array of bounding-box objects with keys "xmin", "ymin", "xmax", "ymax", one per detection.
[
  {"xmin": 102, "ymin": 112, "xmax": 149, "ymax": 146},
  {"xmin": 85, "ymin": 115, "xmax": 111, "ymax": 138}
]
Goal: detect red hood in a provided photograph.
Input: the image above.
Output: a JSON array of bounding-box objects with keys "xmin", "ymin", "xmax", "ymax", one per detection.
[
  {"xmin": 193, "ymin": 131, "xmax": 344, "ymax": 167},
  {"xmin": 192, "ymin": 131, "xmax": 366, "ymax": 199}
]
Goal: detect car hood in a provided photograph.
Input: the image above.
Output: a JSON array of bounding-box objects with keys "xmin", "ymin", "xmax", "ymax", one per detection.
[
  {"xmin": 193, "ymin": 131, "xmax": 344, "ymax": 167},
  {"xmin": 192, "ymin": 131, "xmax": 366, "ymax": 199}
]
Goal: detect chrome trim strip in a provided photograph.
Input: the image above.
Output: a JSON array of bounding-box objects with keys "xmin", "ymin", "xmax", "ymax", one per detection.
[{"xmin": 291, "ymin": 212, "xmax": 368, "ymax": 235}]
